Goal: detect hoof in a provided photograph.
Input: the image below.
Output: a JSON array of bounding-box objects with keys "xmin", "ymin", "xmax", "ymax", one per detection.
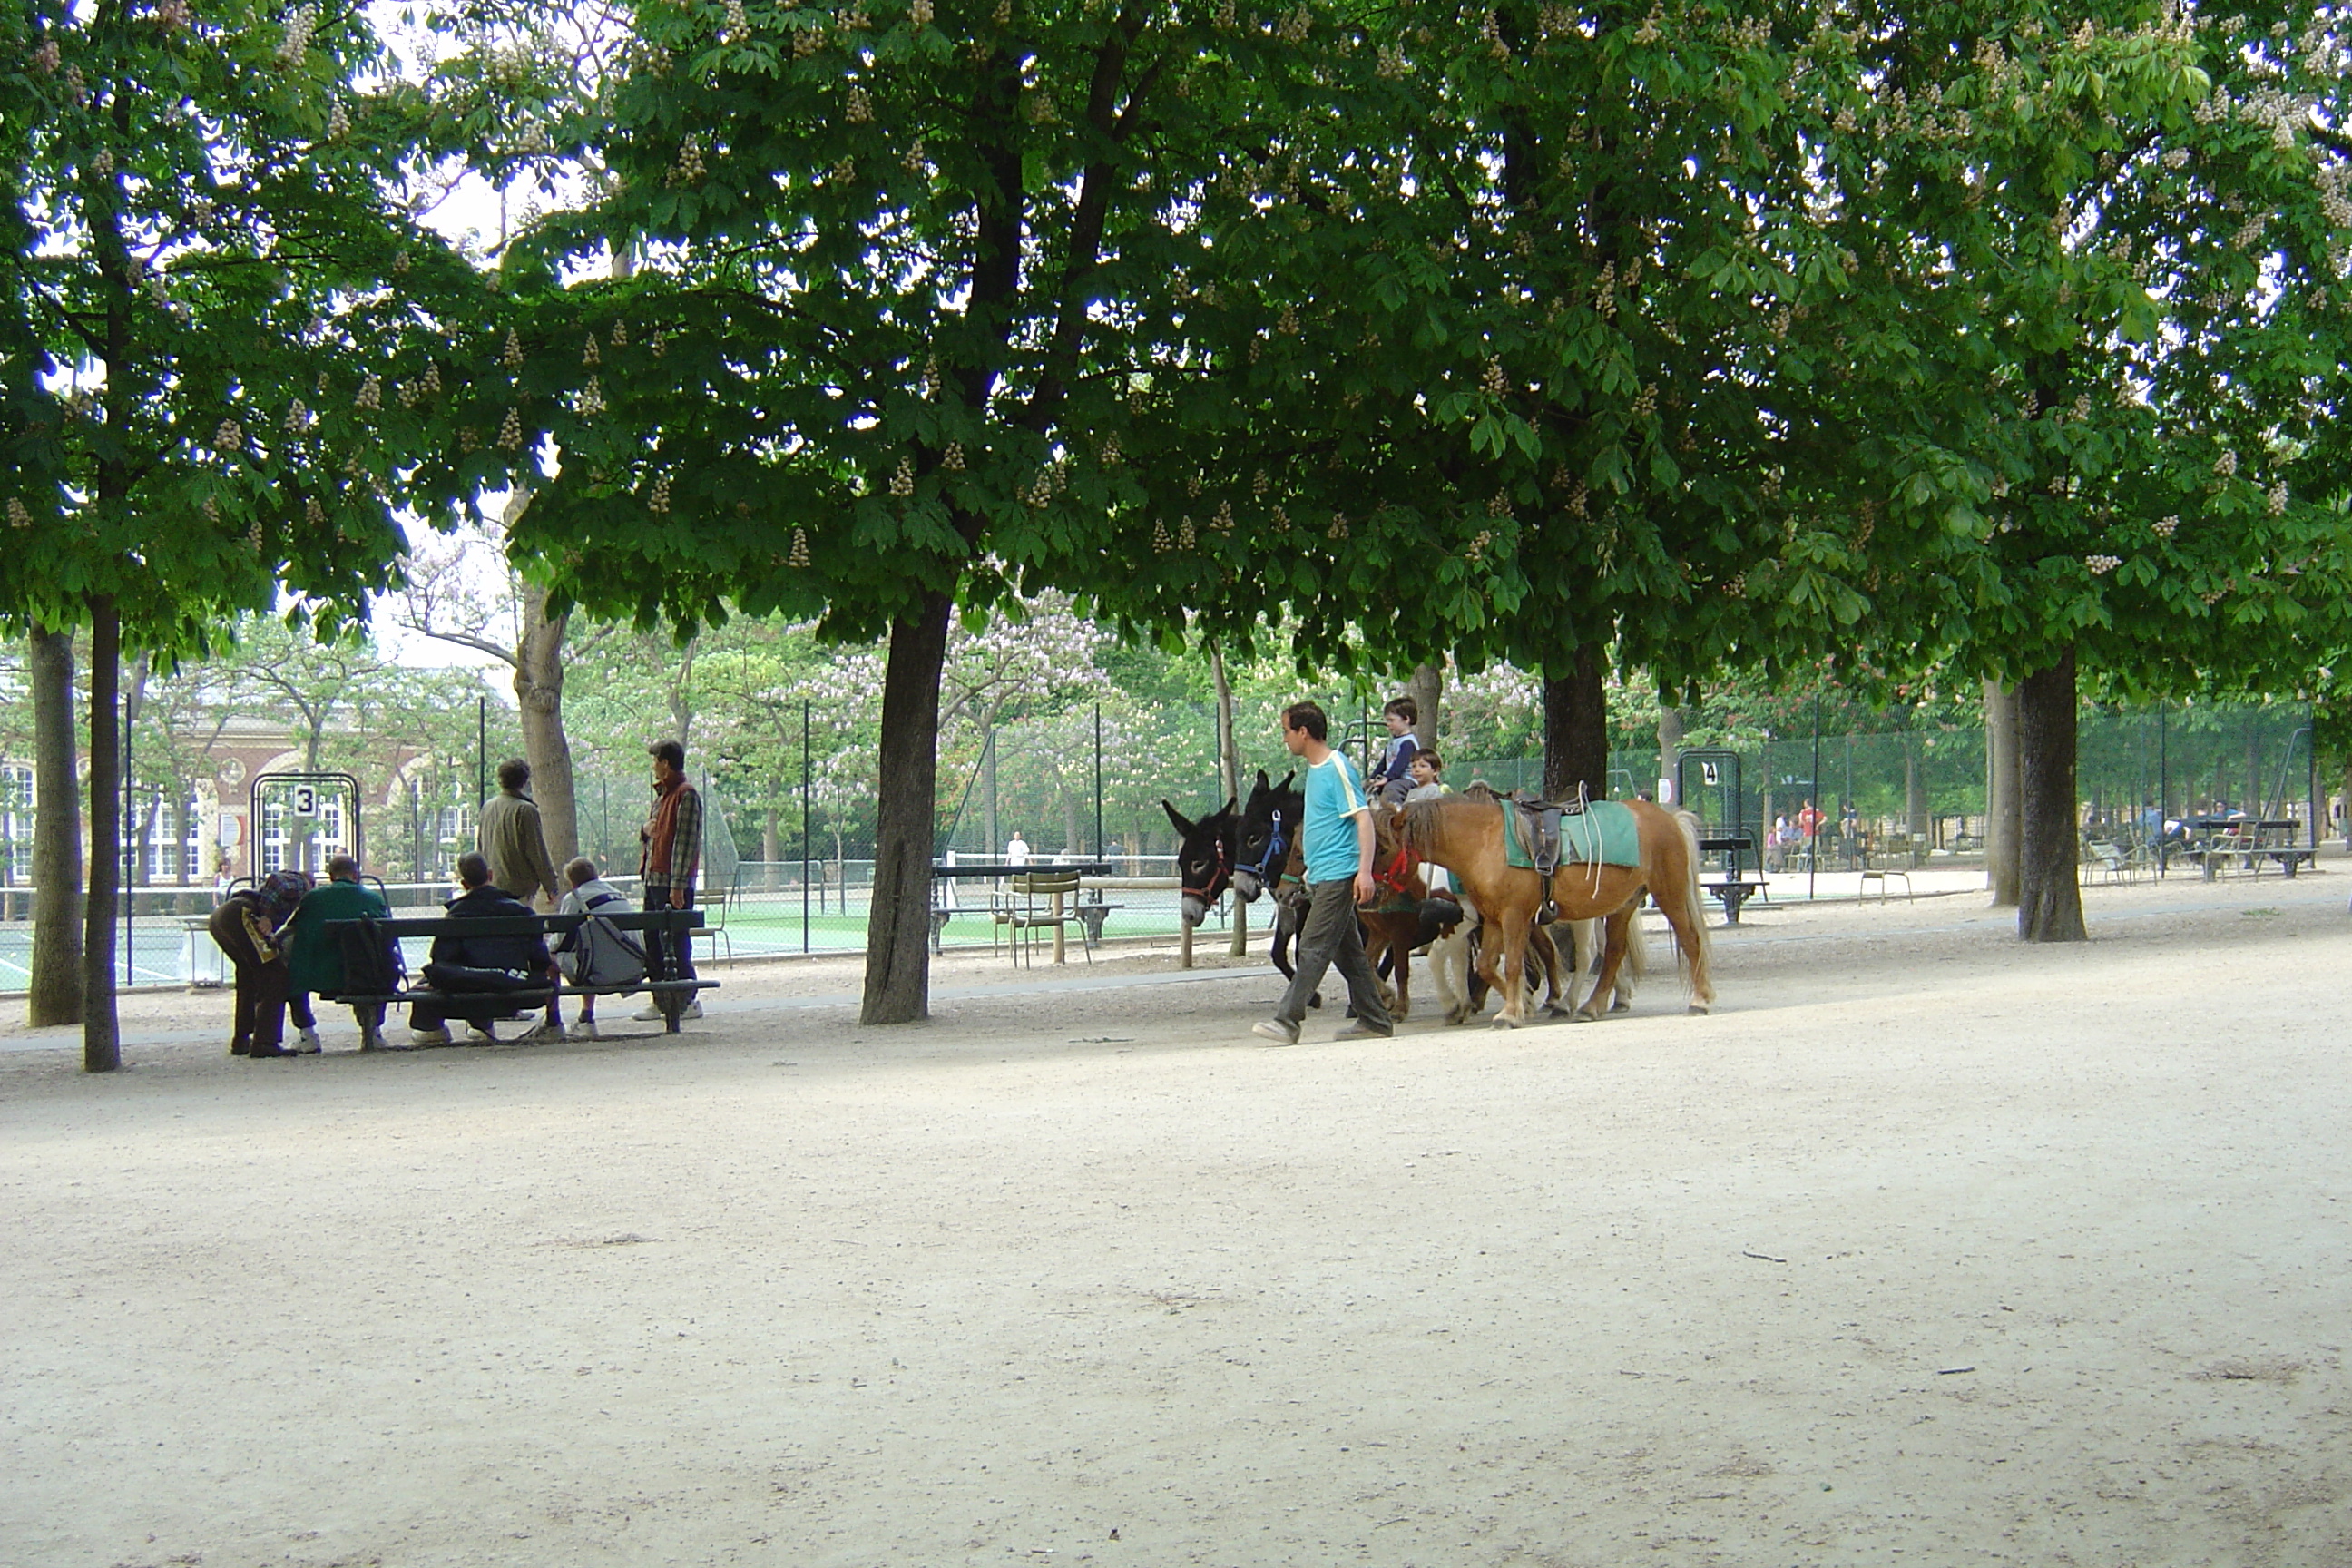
[
  {"xmin": 1572, "ymin": 1006, "xmax": 1601, "ymax": 1024},
  {"xmin": 1542, "ymin": 1003, "xmax": 1573, "ymax": 1018},
  {"xmin": 1490, "ymin": 1014, "xmax": 1524, "ymax": 1031},
  {"xmin": 1687, "ymin": 1002, "xmax": 1712, "ymax": 1015},
  {"xmin": 1610, "ymin": 998, "xmax": 1632, "ymax": 1014},
  {"xmin": 1446, "ymin": 1006, "xmax": 1471, "ymax": 1026}
]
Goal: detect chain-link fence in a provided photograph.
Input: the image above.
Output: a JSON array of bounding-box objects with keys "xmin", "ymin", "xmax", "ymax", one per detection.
[{"xmin": 3, "ymin": 695, "xmax": 2328, "ymax": 988}]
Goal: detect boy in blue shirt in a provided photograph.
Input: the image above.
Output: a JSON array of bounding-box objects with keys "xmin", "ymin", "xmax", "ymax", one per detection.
[
  {"xmin": 1365, "ymin": 696, "xmax": 1421, "ymax": 806},
  {"xmin": 1253, "ymin": 701, "xmax": 1395, "ymax": 1044}
]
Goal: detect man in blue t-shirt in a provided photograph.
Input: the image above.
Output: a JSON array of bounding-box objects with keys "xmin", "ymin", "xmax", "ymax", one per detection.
[{"xmin": 1252, "ymin": 701, "xmax": 1395, "ymax": 1044}]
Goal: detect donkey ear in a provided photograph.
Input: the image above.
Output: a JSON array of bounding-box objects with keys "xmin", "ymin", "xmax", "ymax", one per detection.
[
  {"xmin": 1277, "ymin": 769, "xmax": 1297, "ymax": 792},
  {"xmin": 1255, "ymin": 768, "xmax": 1271, "ymax": 789},
  {"xmin": 1220, "ymin": 795, "xmax": 1238, "ymax": 819},
  {"xmin": 1161, "ymin": 799, "xmax": 1195, "ymax": 837}
]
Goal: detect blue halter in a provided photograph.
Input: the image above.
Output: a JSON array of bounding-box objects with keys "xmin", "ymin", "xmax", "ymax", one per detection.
[{"xmin": 1242, "ymin": 808, "xmax": 1289, "ymax": 883}]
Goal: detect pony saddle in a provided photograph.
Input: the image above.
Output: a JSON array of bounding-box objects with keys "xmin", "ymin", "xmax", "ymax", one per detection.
[{"xmin": 1506, "ymin": 784, "xmax": 1591, "ymax": 878}]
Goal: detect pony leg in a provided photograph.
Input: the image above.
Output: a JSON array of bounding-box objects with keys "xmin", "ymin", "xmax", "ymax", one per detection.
[
  {"xmin": 1490, "ymin": 906, "xmax": 1532, "ymax": 1029},
  {"xmin": 1611, "ymin": 907, "xmax": 1646, "ymax": 1012},
  {"xmin": 1577, "ymin": 909, "xmax": 1636, "ymax": 1022}
]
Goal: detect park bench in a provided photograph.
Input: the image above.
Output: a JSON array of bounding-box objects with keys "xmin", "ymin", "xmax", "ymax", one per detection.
[
  {"xmin": 2184, "ymin": 819, "xmax": 2314, "ymax": 881},
  {"xmin": 321, "ymin": 907, "xmax": 714, "ymax": 1034},
  {"xmin": 1698, "ymin": 834, "xmax": 1767, "ymax": 925}
]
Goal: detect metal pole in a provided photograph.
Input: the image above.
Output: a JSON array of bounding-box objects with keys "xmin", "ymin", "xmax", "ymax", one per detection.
[
  {"xmin": 2158, "ymin": 702, "xmax": 2169, "ymax": 877},
  {"xmin": 1809, "ymin": 696, "xmax": 1820, "ymax": 902},
  {"xmin": 2308, "ymin": 711, "xmax": 2319, "ymax": 853},
  {"xmin": 476, "ymin": 697, "xmax": 487, "ymax": 808},
  {"xmin": 1093, "ymin": 703, "xmax": 1103, "ymax": 859},
  {"xmin": 122, "ymin": 703, "xmax": 132, "ymax": 988},
  {"xmin": 802, "ymin": 699, "xmax": 812, "ymax": 954}
]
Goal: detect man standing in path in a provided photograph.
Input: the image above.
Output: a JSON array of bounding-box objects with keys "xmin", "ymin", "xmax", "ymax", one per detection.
[
  {"xmin": 1252, "ymin": 701, "xmax": 1394, "ymax": 1045},
  {"xmin": 478, "ymin": 759, "xmax": 563, "ymax": 909},
  {"xmin": 636, "ymin": 739, "xmax": 704, "ymax": 1022}
]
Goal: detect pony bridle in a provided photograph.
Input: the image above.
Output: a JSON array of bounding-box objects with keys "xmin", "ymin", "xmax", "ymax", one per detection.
[{"xmin": 1373, "ymin": 838, "xmax": 1419, "ymax": 897}]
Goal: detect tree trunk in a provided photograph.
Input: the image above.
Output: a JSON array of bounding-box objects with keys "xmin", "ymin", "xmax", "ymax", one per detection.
[
  {"xmin": 2017, "ymin": 649, "xmax": 2086, "ymax": 943},
  {"xmin": 27, "ymin": 624, "xmax": 83, "ymax": 1027},
  {"xmin": 83, "ymin": 598, "xmax": 122, "ymax": 1071},
  {"xmin": 1984, "ymin": 679, "xmax": 2022, "ymax": 906},
  {"xmin": 514, "ymin": 576, "xmax": 579, "ymax": 865},
  {"xmin": 1406, "ymin": 662, "xmax": 1443, "ymax": 751},
  {"xmin": 1542, "ymin": 642, "xmax": 1609, "ymax": 801},
  {"xmin": 861, "ymin": 590, "xmax": 955, "ymax": 1024},
  {"xmin": 1210, "ymin": 644, "xmax": 1240, "ymax": 808},
  {"xmin": 1657, "ymin": 704, "xmax": 1685, "ymax": 805}
]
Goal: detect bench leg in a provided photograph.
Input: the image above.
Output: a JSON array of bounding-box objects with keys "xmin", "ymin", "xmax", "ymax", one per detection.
[{"xmin": 661, "ymin": 991, "xmax": 683, "ymax": 1034}]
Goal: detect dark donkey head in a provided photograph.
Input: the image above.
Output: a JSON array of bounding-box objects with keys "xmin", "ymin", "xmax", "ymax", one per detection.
[
  {"xmin": 1161, "ymin": 795, "xmax": 1239, "ymax": 928},
  {"xmin": 1231, "ymin": 769, "xmax": 1301, "ymax": 903}
]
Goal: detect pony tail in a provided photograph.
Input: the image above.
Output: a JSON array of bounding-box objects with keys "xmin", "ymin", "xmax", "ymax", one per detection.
[{"xmin": 1674, "ymin": 808, "xmax": 1716, "ymax": 1003}]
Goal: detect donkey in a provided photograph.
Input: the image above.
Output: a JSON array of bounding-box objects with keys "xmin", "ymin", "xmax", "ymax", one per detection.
[{"xmin": 1161, "ymin": 796, "xmax": 1239, "ymax": 930}]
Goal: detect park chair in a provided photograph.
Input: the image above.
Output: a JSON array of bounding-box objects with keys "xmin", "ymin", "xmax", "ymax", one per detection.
[
  {"xmin": 1000, "ymin": 869, "xmax": 1089, "ymax": 966},
  {"xmin": 698, "ymin": 879, "xmax": 735, "ymax": 965}
]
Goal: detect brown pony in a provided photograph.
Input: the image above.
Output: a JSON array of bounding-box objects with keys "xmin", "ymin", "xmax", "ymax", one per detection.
[
  {"xmin": 1270, "ymin": 834, "xmax": 1444, "ymax": 1020},
  {"xmin": 1377, "ymin": 793, "xmax": 1716, "ymax": 1026}
]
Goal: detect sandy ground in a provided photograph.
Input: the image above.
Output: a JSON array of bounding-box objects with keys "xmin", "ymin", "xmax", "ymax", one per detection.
[{"xmin": 4, "ymin": 866, "xmax": 2348, "ymax": 1567}]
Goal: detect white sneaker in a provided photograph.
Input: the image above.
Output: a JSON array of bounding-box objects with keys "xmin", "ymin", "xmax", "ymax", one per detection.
[
  {"xmin": 632, "ymin": 998, "xmax": 702, "ymax": 1022},
  {"xmin": 513, "ymin": 1021, "xmax": 564, "ymax": 1044},
  {"xmin": 408, "ymin": 1026, "xmax": 453, "ymax": 1047},
  {"xmin": 293, "ymin": 1028, "xmax": 322, "ymax": 1054},
  {"xmin": 567, "ymin": 1019, "xmax": 601, "ymax": 1041},
  {"xmin": 679, "ymin": 1000, "xmax": 701, "ymax": 1020},
  {"xmin": 466, "ymin": 1024, "xmax": 499, "ymax": 1044}
]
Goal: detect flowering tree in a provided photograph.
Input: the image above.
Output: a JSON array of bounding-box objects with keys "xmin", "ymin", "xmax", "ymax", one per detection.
[
  {"xmin": 1834, "ymin": 4, "xmax": 2352, "ymax": 940},
  {"xmin": 4, "ymin": 0, "xmax": 480, "ymax": 1064},
  {"xmin": 475, "ymin": 0, "xmax": 1418, "ymax": 1022}
]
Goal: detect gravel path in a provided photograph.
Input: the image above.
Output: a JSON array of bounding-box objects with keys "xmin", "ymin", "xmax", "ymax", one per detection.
[{"xmin": 5, "ymin": 867, "xmax": 2347, "ymax": 1566}]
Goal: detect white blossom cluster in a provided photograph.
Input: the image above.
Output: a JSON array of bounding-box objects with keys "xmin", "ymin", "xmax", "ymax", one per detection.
[
  {"xmin": 278, "ymin": 5, "xmax": 317, "ymax": 65},
  {"xmin": 2154, "ymin": 514, "xmax": 2180, "ymax": 537},
  {"xmin": 649, "ymin": 474, "xmax": 672, "ymax": 514},
  {"xmin": 2266, "ymin": 483, "xmax": 2288, "ymax": 515},
  {"xmin": 889, "ymin": 454, "xmax": 916, "ymax": 495},
  {"xmin": 5, "ymin": 498, "xmax": 31, "ymax": 528},
  {"xmin": 2084, "ymin": 554, "xmax": 2122, "ymax": 575},
  {"xmin": 789, "ymin": 526, "xmax": 811, "ymax": 566}
]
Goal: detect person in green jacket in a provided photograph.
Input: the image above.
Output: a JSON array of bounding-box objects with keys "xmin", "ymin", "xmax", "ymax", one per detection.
[{"xmin": 282, "ymin": 854, "xmax": 396, "ymax": 1052}]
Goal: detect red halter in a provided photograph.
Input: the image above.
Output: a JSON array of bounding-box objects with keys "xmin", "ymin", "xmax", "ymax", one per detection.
[{"xmin": 1182, "ymin": 838, "xmax": 1230, "ymax": 902}]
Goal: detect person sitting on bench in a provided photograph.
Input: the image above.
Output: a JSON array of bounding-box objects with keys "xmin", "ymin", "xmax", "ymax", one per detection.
[
  {"xmin": 553, "ymin": 856, "xmax": 645, "ymax": 1041},
  {"xmin": 409, "ymin": 852, "xmax": 561, "ymax": 1047},
  {"xmin": 281, "ymin": 853, "xmax": 394, "ymax": 1053}
]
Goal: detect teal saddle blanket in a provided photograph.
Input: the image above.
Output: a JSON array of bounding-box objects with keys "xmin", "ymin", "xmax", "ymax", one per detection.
[{"xmin": 1502, "ymin": 798, "xmax": 1642, "ymax": 870}]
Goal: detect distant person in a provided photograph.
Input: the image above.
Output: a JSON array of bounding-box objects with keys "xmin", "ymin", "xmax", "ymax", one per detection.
[
  {"xmin": 1005, "ymin": 831, "xmax": 1031, "ymax": 867},
  {"xmin": 635, "ymin": 739, "xmax": 704, "ymax": 1022},
  {"xmin": 1366, "ymin": 696, "xmax": 1421, "ymax": 807},
  {"xmin": 1250, "ymin": 701, "xmax": 1391, "ymax": 1045},
  {"xmin": 409, "ymin": 852, "xmax": 558, "ymax": 1047},
  {"xmin": 553, "ymin": 857, "xmax": 645, "ymax": 1041},
  {"xmin": 477, "ymin": 759, "xmax": 563, "ymax": 909},
  {"xmin": 281, "ymin": 854, "xmax": 395, "ymax": 1052},
  {"xmin": 208, "ymin": 869, "xmax": 311, "ymax": 1058}
]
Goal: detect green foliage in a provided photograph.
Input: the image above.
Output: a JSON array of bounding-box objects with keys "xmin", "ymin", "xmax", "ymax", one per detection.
[{"xmin": 3, "ymin": 0, "xmax": 486, "ymax": 644}]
